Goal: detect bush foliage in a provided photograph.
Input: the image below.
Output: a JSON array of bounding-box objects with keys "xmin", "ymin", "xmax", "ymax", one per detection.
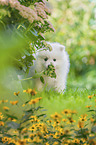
[
  {"xmin": 0, "ymin": 0, "xmax": 54, "ymax": 72},
  {"xmin": 45, "ymin": 0, "xmax": 96, "ymax": 89}
]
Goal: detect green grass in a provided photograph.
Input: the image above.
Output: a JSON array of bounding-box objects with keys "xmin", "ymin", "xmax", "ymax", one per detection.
[
  {"xmin": 36, "ymin": 88, "xmax": 96, "ymax": 119},
  {"xmin": 0, "ymin": 87, "xmax": 96, "ymax": 122}
]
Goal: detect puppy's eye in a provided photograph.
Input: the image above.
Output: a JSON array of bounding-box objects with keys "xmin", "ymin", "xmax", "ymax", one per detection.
[
  {"xmin": 53, "ymin": 58, "xmax": 56, "ymax": 61},
  {"xmin": 44, "ymin": 57, "xmax": 48, "ymax": 61}
]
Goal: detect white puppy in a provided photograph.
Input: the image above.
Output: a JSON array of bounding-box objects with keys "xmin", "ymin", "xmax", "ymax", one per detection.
[{"xmin": 28, "ymin": 42, "xmax": 70, "ymax": 92}]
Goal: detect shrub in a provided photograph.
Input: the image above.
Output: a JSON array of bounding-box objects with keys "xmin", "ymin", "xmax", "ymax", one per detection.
[{"xmin": 0, "ymin": 0, "xmax": 55, "ymax": 72}]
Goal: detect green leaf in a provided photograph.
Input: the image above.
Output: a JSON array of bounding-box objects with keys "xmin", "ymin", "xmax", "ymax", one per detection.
[
  {"xmin": 40, "ymin": 76, "xmax": 45, "ymax": 84},
  {"xmin": 24, "ymin": 100, "xmax": 30, "ymax": 104},
  {"xmin": 24, "ymin": 49, "xmax": 31, "ymax": 56},
  {"xmin": 88, "ymin": 109, "xmax": 95, "ymax": 112},
  {"xmin": 24, "ymin": 135, "xmax": 29, "ymax": 138},
  {"xmin": 37, "ymin": 114, "xmax": 47, "ymax": 118},
  {"xmin": 30, "ymin": 30, "xmax": 38, "ymax": 37},
  {"xmin": 25, "ymin": 108, "xmax": 33, "ymax": 113},
  {"xmin": 5, "ymin": 114, "xmax": 18, "ymax": 120},
  {"xmin": 35, "ymin": 106, "xmax": 44, "ymax": 111}
]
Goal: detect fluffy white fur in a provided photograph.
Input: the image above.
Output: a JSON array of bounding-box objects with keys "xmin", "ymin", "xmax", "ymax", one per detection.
[{"xmin": 28, "ymin": 42, "xmax": 70, "ymax": 92}]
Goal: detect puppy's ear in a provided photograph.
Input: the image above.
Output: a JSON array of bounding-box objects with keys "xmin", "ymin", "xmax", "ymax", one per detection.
[{"xmin": 60, "ymin": 45, "xmax": 65, "ymax": 51}]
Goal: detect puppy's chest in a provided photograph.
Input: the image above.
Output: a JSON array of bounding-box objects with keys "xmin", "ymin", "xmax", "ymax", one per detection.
[{"xmin": 44, "ymin": 76, "xmax": 58, "ymax": 86}]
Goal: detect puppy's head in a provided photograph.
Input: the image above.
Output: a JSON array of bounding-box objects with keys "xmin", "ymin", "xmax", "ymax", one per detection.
[{"xmin": 37, "ymin": 42, "xmax": 66, "ymax": 71}]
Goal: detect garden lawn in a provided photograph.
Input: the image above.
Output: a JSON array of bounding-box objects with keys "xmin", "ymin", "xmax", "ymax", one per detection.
[
  {"xmin": 36, "ymin": 88, "xmax": 96, "ymax": 120},
  {"xmin": 0, "ymin": 87, "xmax": 95, "ymax": 122}
]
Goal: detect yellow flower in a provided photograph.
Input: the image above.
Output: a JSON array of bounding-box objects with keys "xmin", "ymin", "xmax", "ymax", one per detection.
[
  {"xmin": 0, "ymin": 112, "xmax": 4, "ymax": 120},
  {"xmin": 54, "ymin": 120, "xmax": 60, "ymax": 124},
  {"xmin": 77, "ymin": 121, "xmax": 84, "ymax": 128},
  {"xmin": 81, "ymin": 114, "xmax": 87, "ymax": 118},
  {"xmin": 89, "ymin": 139, "xmax": 96, "ymax": 145},
  {"xmin": 2, "ymin": 137, "xmax": 9, "ymax": 143},
  {"xmin": 45, "ymin": 142, "xmax": 50, "ymax": 145},
  {"xmin": 88, "ymin": 95, "xmax": 93, "ymax": 99},
  {"xmin": 58, "ymin": 128, "xmax": 65, "ymax": 136},
  {"xmin": 36, "ymin": 97, "xmax": 42, "ymax": 101},
  {"xmin": 70, "ymin": 110, "xmax": 77, "ymax": 115},
  {"xmin": 10, "ymin": 100, "xmax": 18, "ymax": 105},
  {"xmin": 8, "ymin": 138, "xmax": 15, "ymax": 144},
  {"xmin": 36, "ymin": 122, "xmax": 44, "ymax": 129},
  {"xmin": 81, "ymin": 138, "xmax": 86, "ymax": 143},
  {"xmin": 14, "ymin": 91, "xmax": 20, "ymax": 96},
  {"xmin": 67, "ymin": 117, "xmax": 76, "ymax": 124},
  {"xmin": 41, "ymin": 124, "xmax": 48, "ymax": 134},
  {"xmin": 23, "ymin": 90, "xmax": 27, "ymax": 93},
  {"xmin": 90, "ymin": 117, "xmax": 94, "ymax": 123},
  {"xmin": 29, "ymin": 133, "xmax": 35, "ymax": 139},
  {"xmin": 47, "ymin": 120, "xmax": 52, "ymax": 123},
  {"xmin": 79, "ymin": 114, "xmax": 87, "ymax": 122},
  {"xmin": 0, "ymin": 121, "xmax": 4, "ymax": 126},
  {"xmin": 28, "ymin": 124, "xmax": 37, "ymax": 132},
  {"xmin": 13, "ymin": 130, "xmax": 18, "ymax": 134},
  {"xmin": 61, "ymin": 139, "xmax": 70, "ymax": 144},
  {"xmin": 53, "ymin": 132, "xmax": 59, "ymax": 139},
  {"xmin": 30, "ymin": 115, "xmax": 37, "ymax": 119},
  {"xmin": 86, "ymin": 105, "xmax": 92, "ymax": 108},
  {"xmin": 3, "ymin": 106, "xmax": 9, "ymax": 111},
  {"xmin": 23, "ymin": 88, "xmax": 37, "ymax": 96},
  {"xmin": 62, "ymin": 118, "xmax": 67, "ymax": 122},
  {"xmin": 51, "ymin": 112, "xmax": 62, "ymax": 120},
  {"xmin": 15, "ymin": 139, "xmax": 26, "ymax": 145},
  {"xmin": 30, "ymin": 116, "xmax": 40, "ymax": 123},
  {"xmin": 23, "ymin": 88, "xmax": 33, "ymax": 93},
  {"xmin": 52, "ymin": 122, "xmax": 57, "ymax": 128},
  {"xmin": 29, "ymin": 98, "xmax": 38, "ymax": 105},
  {"xmin": 49, "ymin": 133, "xmax": 54, "ymax": 137},
  {"xmin": 36, "ymin": 131, "xmax": 42, "ymax": 137},
  {"xmin": 53, "ymin": 141, "xmax": 59, "ymax": 145},
  {"xmin": 44, "ymin": 134, "xmax": 49, "ymax": 139},
  {"xmin": 62, "ymin": 109, "xmax": 71, "ymax": 115},
  {"xmin": 65, "ymin": 129, "xmax": 70, "ymax": 134},
  {"xmin": 24, "ymin": 138, "xmax": 31, "ymax": 143},
  {"xmin": 22, "ymin": 104, "xmax": 25, "ymax": 107},
  {"xmin": 21, "ymin": 128, "xmax": 28, "ymax": 134},
  {"xmin": 8, "ymin": 118, "xmax": 16, "ymax": 122},
  {"xmin": 32, "ymin": 136, "xmax": 42, "ymax": 143},
  {"xmin": 72, "ymin": 138, "xmax": 80, "ymax": 143},
  {"xmin": 0, "ymin": 100, "xmax": 8, "ymax": 104},
  {"xmin": 89, "ymin": 134, "xmax": 94, "ymax": 137},
  {"xmin": 79, "ymin": 117, "xmax": 87, "ymax": 122},
  {"xmin": 31, "ymin": 89, "xmax": 37, "ymax": 96}
]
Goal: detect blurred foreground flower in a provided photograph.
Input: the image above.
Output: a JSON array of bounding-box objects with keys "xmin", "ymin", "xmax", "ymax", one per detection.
[
  {"xmin": 23, "ymin": 88, "xmax": 37, "ymax": 96},
  {"xmin": 51, "ymin": 112, "xmax": 62, "ymax": 120},
  {"xmin": 3, "ymin": 106, "xmax": 9, "ymax": 111},
  {"xmin": 77, "ymin": 121, "xmax": 84, "ymax": 128},
  {"xmin": 10, "ymin": 100, "xmax": 19, "ymax": 105},
  {"xmin": 14, "ymin": 91, "xmax": 20, "ymax": 96}
]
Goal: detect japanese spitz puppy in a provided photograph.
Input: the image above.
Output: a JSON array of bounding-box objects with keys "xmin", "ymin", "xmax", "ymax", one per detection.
[{"xmin": 28, "ymin": 42, "xmax": 70, "ymax": 92}]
